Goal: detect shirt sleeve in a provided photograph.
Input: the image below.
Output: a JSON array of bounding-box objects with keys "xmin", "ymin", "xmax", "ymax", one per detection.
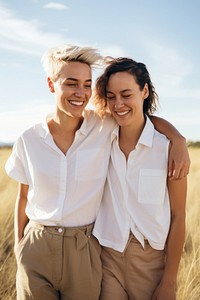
[{"xmin": 5, "ymin": 137, "xmax": 29, "ymax": 185}]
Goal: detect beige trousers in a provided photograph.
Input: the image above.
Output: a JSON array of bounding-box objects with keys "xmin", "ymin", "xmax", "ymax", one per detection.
[
  {"xmin": 100, "ymin": 234, "xmax": 165, "ymax": 300},
  {"xmin": 15, "ymin": 222, "xmax": 102, "ymax": 300}
]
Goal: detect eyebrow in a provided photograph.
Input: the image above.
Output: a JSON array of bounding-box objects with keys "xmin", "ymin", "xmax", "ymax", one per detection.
[
  {"xmin": 66, "ymin": 77, "xmax": 92, "ymax": 83},
  {"xmin": 106, "ymin": 89, "xmax": 132, "ymax": 94}
]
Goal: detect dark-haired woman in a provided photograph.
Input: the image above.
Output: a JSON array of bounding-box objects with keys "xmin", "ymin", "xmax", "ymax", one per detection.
[{"xmin": 93, "ymin": 58, "xmax": 187, "ymax": 300}]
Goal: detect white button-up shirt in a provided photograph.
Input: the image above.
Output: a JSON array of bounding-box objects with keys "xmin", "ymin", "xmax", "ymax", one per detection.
[
  {"xmin": 5, "ymin": 110, "xmax": 116, "ymax": 227},
  {"xmin": 93, "ymin": 116, "xmax": 170, "ymax": 251}
]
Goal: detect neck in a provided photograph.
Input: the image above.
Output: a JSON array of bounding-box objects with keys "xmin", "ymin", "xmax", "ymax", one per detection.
[
  {"xmin": 119, "ymin": 116, "xmax": 145, "ymax": 159},
  {"xmin": 47, "ymin": 110, "xmax": 84, "ymax": 154},
  {"xmin": 52, "ymin": 109, "xmax": 84, "ymax": 134}
]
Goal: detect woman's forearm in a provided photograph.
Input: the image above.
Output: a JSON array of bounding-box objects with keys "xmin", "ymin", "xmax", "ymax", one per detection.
[
  {"xmin": 152, "ymin": 207, "xmax": 186, "ymax": 300},
  {"xmin": 150, "ymin": 115, "xmax": 185, "ymax": 141},
  {"xmin": 162, "ymin": 214, "xmax": 185, "ymax": 284},
  {"xmin": 14, "ymin": 184, "xmax": 29, "ymax": 244},
  {"xmin": 14, "ymin": 196, "xmax": 29, "ymax": 243},
  {"xmin": 150, "ymin": 116, "xmax": 190, "ymax": 179},
  {"xmin": 162, "ymin": 176, "xmax": 187, "ymax": 283}
]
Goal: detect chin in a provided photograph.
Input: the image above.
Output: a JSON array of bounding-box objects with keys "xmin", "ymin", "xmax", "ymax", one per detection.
[
  {"xmin": 64, "ymin": 111, "xmax": 81, "ymax": 119},
  {"xmin": 118, "ymin": 120, "xmax": 131, "ymax": 127},
  {"xmin": 114, "ymin": 117, "xmax": 127, "ymax": 126}
]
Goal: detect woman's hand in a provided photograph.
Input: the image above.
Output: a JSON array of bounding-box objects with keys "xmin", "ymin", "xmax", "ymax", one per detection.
[
  {"xmin": 168, "ymin": 138, "xmax": 190, "ymax": 180},
  {"xmin": 152, "ymin": 281, "xmax": 176, "ymax": 300},
  {"xmin": 149, "ymin": 115, "xmax": 190, "ymax": 179}
]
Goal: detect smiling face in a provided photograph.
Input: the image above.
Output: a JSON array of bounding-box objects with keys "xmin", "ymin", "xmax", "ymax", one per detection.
[
  {"xmin": 48, "ymin": 61, "xmax": 92, "ymax": 119},
  {"xmin": 106, "ymin": 71, "xmax": 149, "ymax": 128}
]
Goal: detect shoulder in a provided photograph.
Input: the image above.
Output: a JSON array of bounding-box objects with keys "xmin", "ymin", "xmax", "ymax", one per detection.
[
  {"xmin": 154, "ymin": 129, "xmax": 170, "ymax": 144},
  {"xmin": 153, "ymin": 130, "xmax": 170, "ymax": 157},
  {"xmin": 147, "ymin": 116, "xmax": 169, "ymax": 143},
  {"xmin": 15, "ymin": 122, "xmax": 45, "ymax": 146},
  {"xmin": 23, "ymin": 122, "xmax": 43, "ymax": 137},
  {"xmin": 84, "ymin": 109, "xmax": 116, "ymax": 129}
]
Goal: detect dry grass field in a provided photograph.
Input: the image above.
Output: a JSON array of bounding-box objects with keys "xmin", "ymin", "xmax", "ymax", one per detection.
[{"xmin": 0, "ymin": 147, "xmax": 200, "ymax": 299}]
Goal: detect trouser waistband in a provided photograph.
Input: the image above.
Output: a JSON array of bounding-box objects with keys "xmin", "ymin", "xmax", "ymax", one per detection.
[{"xmin": 28, "ymin": 221, "xmax": 94, "ymax": 250}]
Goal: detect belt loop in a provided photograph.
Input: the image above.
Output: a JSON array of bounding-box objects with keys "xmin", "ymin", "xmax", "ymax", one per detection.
[
  {"xmin": 86, "ymin": 227, "xmax": 90, "ymax": 237},
  {"xmin": 122, "ymin": 232, "xmax": 133, "ymax": 256},
  {"xmin": 86, "ymin": 223, "xmax": 94, "ymax": 237},
  {"xmin": 76, "ymin": 231, "xmax": 88, "ymax": 250},
  {"xmin": 86, "ymin": 224, "xmax": 90, "ymax": 237}
]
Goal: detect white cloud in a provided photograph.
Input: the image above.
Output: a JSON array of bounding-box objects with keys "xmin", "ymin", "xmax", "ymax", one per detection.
[
  {"xmin": 43, "ymin": 2, "xmax": 68, "ymax": 10},
  {"xmin": 0, "ymin": 4, "xmax": 72, "ymax": 56},
  {"xmin": 137, "ymin": 39, "xmax": 200, "ymax": 104},
  {"xmin": 145, "ymin": 41, "xmax": 191, "ymax": 87},
  {"xmin": 0, "ymin": 61, "xmax": 21, "ymax": 68},
  {"xmin": 0, "ymin": 40, "xmax": 40, "ymax": 55},
  {"xmin": 100, "ymin": 45, "xmax": 128, "ymax": 57},
  {"xmin": 158, "ymin": 86, "xmax": 200, "ymax": 100}
]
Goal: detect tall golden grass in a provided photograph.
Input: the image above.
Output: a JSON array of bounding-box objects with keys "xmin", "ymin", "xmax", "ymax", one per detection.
[
  {"xmin": 0, "ymin": 147, "xmax": 200, "ymax": 299},
  {"xmin": 0, "ymin": 148, "xmax": 17, "ymax": 299}
]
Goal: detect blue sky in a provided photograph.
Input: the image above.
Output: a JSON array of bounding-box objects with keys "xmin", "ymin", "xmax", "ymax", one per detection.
[{"xmin": 0, "ymin": 0, "xmax": 200, "ymax": 143}]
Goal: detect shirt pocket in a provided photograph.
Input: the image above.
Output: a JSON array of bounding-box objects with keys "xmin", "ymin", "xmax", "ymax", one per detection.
[
  {"xmin": 75, "ymin": 148, "xmax": 105, "ymax": 181},
  {"xmin": 138, "ymin": 169, "xmax": 167, "ymax": 204}
]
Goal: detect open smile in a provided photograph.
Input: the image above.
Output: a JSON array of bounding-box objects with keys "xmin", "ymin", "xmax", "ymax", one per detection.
[
  {"xmin": 115, "ymin": 110, "xmax": 130, "ymax": 116},
  {"xmin": 68, "ymin": 100, "xmax": 85, "ymax": 106}
]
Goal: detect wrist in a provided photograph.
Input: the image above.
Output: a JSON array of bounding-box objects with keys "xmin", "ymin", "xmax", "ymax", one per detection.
[
  {"xmin": 171, "ymin": 134, "xmax": 186, "ymax": 144},
  {"xmin": 161, "ymin": 274, "xmax": 177, "ymax": 287}
]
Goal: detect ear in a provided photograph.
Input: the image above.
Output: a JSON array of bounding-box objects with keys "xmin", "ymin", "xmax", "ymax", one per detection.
[
  {"xmin": 143, "ymin": 83, "xmax": 149, "ymax": 99},
  {"xmin": 47, "ymin": 77, "xmax": 55, "ymax": 93}
]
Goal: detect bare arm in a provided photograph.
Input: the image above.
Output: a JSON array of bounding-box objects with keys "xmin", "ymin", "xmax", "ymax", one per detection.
[
  {"xmin": 152, "ymin": 152, "xmax": 187, "ymax": 300},
  {"xmin": 150, "ymin": 116, "xmax": 190, "ymax": 180},
  {"xmin": 14, "ymin": 183, "xmax": 29, "ymax": 248}
]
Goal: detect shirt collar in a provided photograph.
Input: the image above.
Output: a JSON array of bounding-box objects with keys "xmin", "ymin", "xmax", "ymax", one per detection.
[
  {"xmin": 79, "ymin": 110, "xmax": 89, "ymax": 136},
  {"xmin": 111, "ymin": 125, "xmax": 119, "ymax": 142},
  {"xmin": 137, "ymin": 115, "xmax": 154, "ymax": 148},
  {"xmin": 38, "ymin": 113, "xmax": 51, "ymax": 139},
  {"xmin": 38, "ymin": 112, "xmax": 89, "ymax": 140},
  {"xmin": 111, "ymin": 115, "xmax": 154, "ymax": 148}
]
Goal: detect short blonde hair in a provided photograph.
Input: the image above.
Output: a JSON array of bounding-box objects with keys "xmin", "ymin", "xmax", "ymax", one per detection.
[{"xmin": 41, "ymin": 45, "xmax": 102, "ymax": 82}]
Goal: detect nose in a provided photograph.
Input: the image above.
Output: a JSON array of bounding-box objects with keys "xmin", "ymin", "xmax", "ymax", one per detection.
[
  {"xmin": 114, "ymin": 96, "xmax": 124, "ymax": 109},
  {"xmin": 74, "ymin": 86, "xmax": 85, "ymax": 97}
]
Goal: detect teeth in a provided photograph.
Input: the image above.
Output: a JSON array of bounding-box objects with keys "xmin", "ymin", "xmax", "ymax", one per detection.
[
  {"xmin": 116, "ymin": 111, "xmax": 129, "ymax": 116},
  {"xmin": 70, "ymin": 101, "xmax": 84, "ymax": 106}
]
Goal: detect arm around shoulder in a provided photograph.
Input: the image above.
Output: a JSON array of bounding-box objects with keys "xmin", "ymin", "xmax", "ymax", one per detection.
[{"xmin": 150, "ymin": 115, "xmax": 190, "ymax": 180}]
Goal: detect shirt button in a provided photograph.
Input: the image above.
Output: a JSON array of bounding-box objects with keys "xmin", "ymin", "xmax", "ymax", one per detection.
[{"xmin": 58, "ymin": 228, "xmax": 63, "ymax": 233}]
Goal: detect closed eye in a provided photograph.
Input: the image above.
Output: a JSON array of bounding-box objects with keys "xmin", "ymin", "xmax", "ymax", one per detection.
[
  {"xmin": 106, "ymin": 92, "xmax": 115, "ymax": 100},
  {"xmin": 107, "ymin": 96, "xmax": 116, "ymax": 100},
  {"xmin": 123, "ymin": 94, "xmax": 132, "ymax": 98},
  {"xmin": 67, "ymin": 83, "xmax": 77, "ymax": 87}
]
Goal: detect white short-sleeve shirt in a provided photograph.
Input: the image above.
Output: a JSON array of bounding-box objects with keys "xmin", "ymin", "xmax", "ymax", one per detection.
[
  {"xmin": 93, "ymin": 116, "xmax": 170, "ymax": 251},
  {"xmin": 5, "ymin": 110, "xmax": 116, "ymax": 226}
]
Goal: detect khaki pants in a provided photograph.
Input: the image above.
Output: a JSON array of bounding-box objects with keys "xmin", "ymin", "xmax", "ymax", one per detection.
[
  {"xmin": 15, "ymin": 222, "xmax": 102, "ymax": 300},
  {"xmin": 100, "ymin": 234, "xmax": 165, "ymax": 300}
]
